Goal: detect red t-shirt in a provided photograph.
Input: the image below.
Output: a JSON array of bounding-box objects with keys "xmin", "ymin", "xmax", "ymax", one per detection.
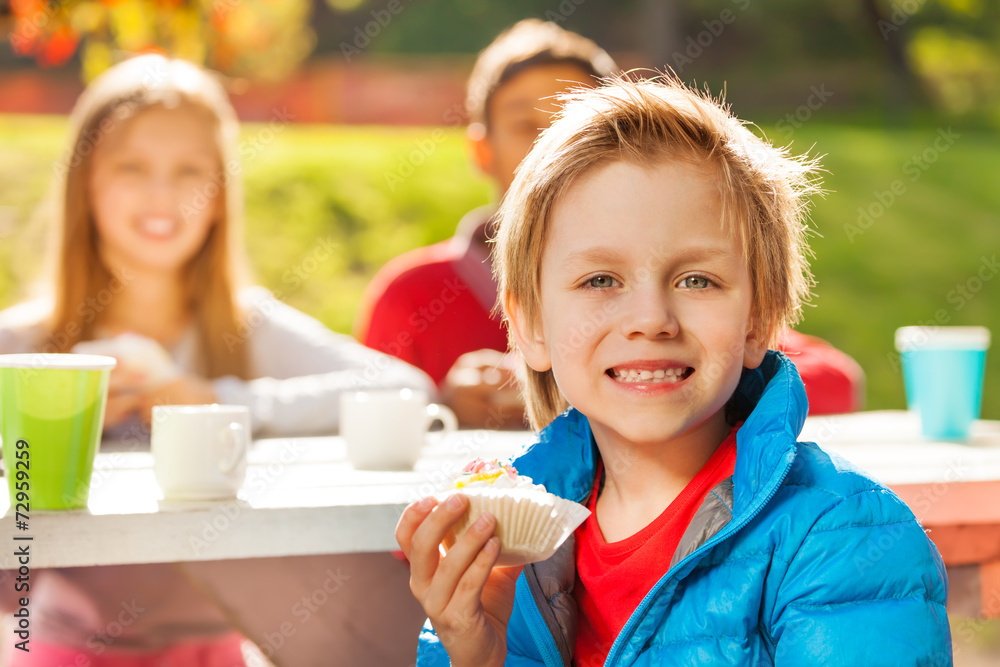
[
  {"xmin": 573, "ymin": 426, "xmax": 739, "ymax": 665},
  {"xmin": 356, "ymin": 239, "xmax": 508, "ymax": 386}
]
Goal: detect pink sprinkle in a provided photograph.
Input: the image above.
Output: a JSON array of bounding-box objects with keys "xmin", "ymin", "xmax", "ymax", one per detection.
[
  {"xmin": 462, "ymin": 458, "xmax": 488, "ymax": 474},
  {"xmin": 461, "ymin": 458, "xmax": 518, "ymax": 478}
]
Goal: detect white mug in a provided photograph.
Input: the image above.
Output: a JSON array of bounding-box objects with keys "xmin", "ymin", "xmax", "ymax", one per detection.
[
  {"xmin": 340, "ymin": 388, "xmax": 458, "ymax": 470},
  {"xmin": 151, "ymin": 404, "xmax": 250, "ymax": 500}
]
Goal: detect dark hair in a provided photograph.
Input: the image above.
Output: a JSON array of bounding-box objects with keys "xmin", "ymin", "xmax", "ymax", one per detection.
[{"xmin": 465, "ymin": 19, "xmax": 618, "ymax": 129}]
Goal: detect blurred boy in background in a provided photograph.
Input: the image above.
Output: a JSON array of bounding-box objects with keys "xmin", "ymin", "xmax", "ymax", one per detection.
[{"xmin": 355, "ymin": 19, "xmax": 617, "ymax": 428}]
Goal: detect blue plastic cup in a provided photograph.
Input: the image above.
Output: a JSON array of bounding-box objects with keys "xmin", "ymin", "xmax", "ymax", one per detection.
[{"xmin": 896, "ymin": 326, "xmax": 990, "ymax": 441}]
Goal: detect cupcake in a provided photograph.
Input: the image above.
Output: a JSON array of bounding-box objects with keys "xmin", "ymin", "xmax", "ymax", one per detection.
[{"xmin": 440, "ymin": 458, "xmax": 590, "ymax": 568}]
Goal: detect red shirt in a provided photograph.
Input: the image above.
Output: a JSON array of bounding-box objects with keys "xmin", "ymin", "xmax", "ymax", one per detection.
[
  {"xmin": 356, "ymin": 234, "xmax": 507, "ymax": 386},
  {"xmin": 573, "ymin": 426, "xmax": 739, "ymax": 665}
]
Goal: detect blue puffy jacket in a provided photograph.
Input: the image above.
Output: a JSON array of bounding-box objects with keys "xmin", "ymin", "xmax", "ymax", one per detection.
[{"xmin": 418, "ymin": 352, "xmax": 952, "ymax": 666}]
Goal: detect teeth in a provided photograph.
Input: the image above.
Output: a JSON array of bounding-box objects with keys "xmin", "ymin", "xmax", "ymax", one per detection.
[
  {"xmin": 612, "ymin": 367, "xmax": 689, "ymax": 384},
  {"xmin": 140, "ymin": 217, "xmax": 176, "ymax": 237}
]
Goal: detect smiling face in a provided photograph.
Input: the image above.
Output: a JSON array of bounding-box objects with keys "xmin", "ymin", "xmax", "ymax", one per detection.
[
  {"xmin": 88, "ymin": 104, "xmax": 223, "ymax": 276},
  {"xmin": 511, "ymin": 159, "xmax": 767, "ymax": 452}
]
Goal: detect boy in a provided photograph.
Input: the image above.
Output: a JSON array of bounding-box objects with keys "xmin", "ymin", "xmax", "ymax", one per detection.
[
  {"xmin": 354, "ymin": 19, "xmax": 618, "ymax": 428},
  {"xmin": 395, "ymin": 77, "xmax": 951, "ymax": 665},
  {"xmin": 358, "ymin": 20, "xmax": 864, "ymax": 429}
]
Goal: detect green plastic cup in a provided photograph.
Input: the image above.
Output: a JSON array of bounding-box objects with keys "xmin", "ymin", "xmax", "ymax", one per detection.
[{"xmin": 0, "ymin": 354, "xmax": 116, "ymax": 510}]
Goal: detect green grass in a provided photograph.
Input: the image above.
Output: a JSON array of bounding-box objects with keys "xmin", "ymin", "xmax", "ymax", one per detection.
[
  {"xmin": 1, "ymin": 114, "xmax": 997, "ymax": 419},
  {"xmin": 776, "ymin": 122, "xmax": 1000, "ymax": 419}
]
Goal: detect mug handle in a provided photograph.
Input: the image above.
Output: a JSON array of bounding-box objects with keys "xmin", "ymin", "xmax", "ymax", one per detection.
[
  {"xmin": 425, "ymin": 403, "xmax": 458, "ymax": 435},
  {"xmin": 217, "ymin": 421, "xmax": 248, "ymax": 474}
]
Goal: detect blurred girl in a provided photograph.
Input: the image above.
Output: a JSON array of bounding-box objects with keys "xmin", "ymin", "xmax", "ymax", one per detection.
[{"xmin": 0, "ymin": 54, "xmax": 432, "ymax": 665}]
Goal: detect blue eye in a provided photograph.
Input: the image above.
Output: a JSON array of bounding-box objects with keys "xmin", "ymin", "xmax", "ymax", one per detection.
[
  {"xmin": 587, "ymin": 275, "xmax": 617, "ymax": 289},
  {"xmin": 680, "ymin": 276, "xmax": 713, "ymax": 289}
]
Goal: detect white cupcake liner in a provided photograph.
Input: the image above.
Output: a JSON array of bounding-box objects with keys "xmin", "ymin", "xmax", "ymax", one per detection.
[{"xmin": 439, "ymin": 487, "xmax": 591, "ymax": 568}]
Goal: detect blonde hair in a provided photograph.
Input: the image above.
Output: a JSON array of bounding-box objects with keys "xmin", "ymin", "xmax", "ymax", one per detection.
[
  {"xmin": 495, "ymin": 75, "xmax": 820, "ymax": 429},
  {"xmin": 465, "ymin": 18, "xmax": 618, "ymax": 129},
  {"xmin": 44, "ymin": 54, "xmax": 249, "ymax": 379}
]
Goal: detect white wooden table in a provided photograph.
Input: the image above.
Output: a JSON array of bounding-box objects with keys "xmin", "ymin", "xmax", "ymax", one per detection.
[
  {"xmin": 1, "ymin": 411, "xmax": 999, "ymax": 667},
  {"xmin": 0, "ymin": 429, "xmax": 534, "ymax": 667},
  {"xmin": 0, "ymin": 429, "xmax": 535, "ymax": 569},
  {"xmin": 2, "ymin": 412, "xmax": 1000, "ymax": 570}
]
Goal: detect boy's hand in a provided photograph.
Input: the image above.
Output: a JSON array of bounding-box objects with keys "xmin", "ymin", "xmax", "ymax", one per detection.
[
  {"xmin": 395, "ymin": 494, "xmax": 521, "ymax": 667},
  {"xmin": 443, "ymin": 349, "xmax": 525, "ymax": 429}
]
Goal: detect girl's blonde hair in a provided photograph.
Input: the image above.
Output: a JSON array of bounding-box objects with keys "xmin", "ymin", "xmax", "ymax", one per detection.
[
  {"xmin": 45, "ymin": 54, "xmax": 249, "ymax": 379},
  {"xmin": 494, "ymin": 75, "xmax": 820, "ymax": 430}
]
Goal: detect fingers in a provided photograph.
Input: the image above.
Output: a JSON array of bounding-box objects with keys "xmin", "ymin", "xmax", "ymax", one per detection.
[
  {"xmin": 108, "ymin": 366, "xmax": 147, "ymax": 393},
  {"xmin": 480, "ymin": 366, "xmax": 504, "ymax": 387},
  {"xmin": 103, "ymin": 392, "xmax": 142, "ymax": 428},
  {"xmin": 408, "ymin": 493, "xmax": 470, "ymax": 588},
  {"xmin": 441, "ymin": 534, "xmax": 500, "ymax": 624},
  {"xmin": 422, "ymin": 509, "xmax": 498, "ymax": 616},
  {"xmin": 445, "ymin": 384, "xmax": 497, "ymax": 429},
  {"xmin": 446, "ymin": 349, "xmax": 513, "ymax": 390},
  {"xmin": 428, "ymin": 536, "xmax": 502, "ymax": 639},
  {"xmin": 395, "ymin": 496, "xmax": 438, "ymax": 557},
  {"xmin": 397, "ymin": 495, "xmax": 512, "ymax": 661},
  {"xmin": 446, "ymin": 365, "xmax": 488, "ymax": 389},
  {"xmin": 497, "ymin": 351, "xmax": 520, "ymax": 372},
  {"xmin": 452, "ymin": 348, "xmax": 506, "ymax": 370}
]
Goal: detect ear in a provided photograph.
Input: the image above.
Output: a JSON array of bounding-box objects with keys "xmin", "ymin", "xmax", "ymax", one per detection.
[
  {"xmin": 467, "ymin": 123, "xmax": 494, "ymax": 175},
  {"xmin": 505, "ymin": 296, "xmax": 552, "ymax": 373},
  {"xmin": 743, "ymin": 320, "xmax": 768, "ymax": 370}
]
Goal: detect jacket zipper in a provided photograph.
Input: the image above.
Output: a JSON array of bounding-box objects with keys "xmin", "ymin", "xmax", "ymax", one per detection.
[
  {"xmin": 602, "ymin": 445, "xmax": 798, "ymax": 666},
  {"xmin": 518, "ymin": 580, "xmax": 566, "ymax": 667}
]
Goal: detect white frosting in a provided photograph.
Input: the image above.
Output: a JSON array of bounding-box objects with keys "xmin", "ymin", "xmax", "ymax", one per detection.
[{"xmin": 459, "ymin": 473, "xmax": 546, "ymax": 491}]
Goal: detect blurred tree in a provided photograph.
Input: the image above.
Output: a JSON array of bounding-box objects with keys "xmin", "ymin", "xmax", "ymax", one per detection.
[
  {"xmin": 855, "ymin": 0, "xmax": 1000, "ymax": 118},
  {"xmin": 648, "ymin": 0, "xmax": 1000, "ymax": 118},
  {"xmin": 4, "ymin": 0, "xmax": 998, "ymax": 118},
  {"xmin": 6, "ymin": 0, "xmax": 316, "ymax": 81},
  {"xmin": 318, "ymin": 0, "xmax": 648, "ymax": 57},
  {"xmin": 862, "ymin": 0, "xmax": 923, "ymax": 110},
  {"xmin": 901, "ymin": 0, "xmax": 1000, "ymax": 117}
]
